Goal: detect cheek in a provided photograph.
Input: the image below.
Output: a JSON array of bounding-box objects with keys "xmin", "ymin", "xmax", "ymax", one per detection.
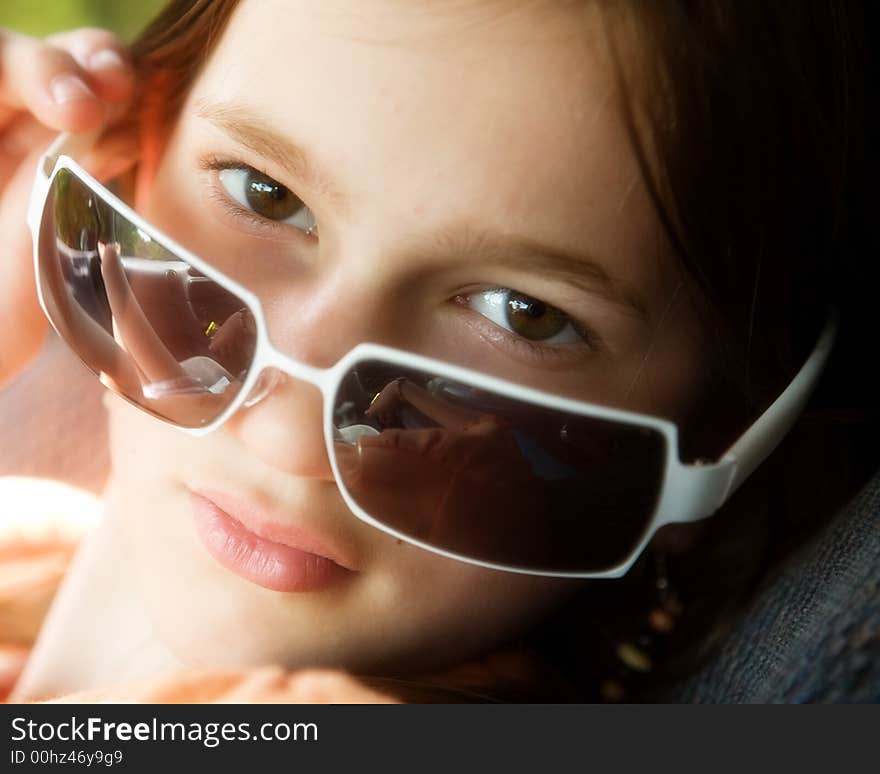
[
  {"xmin": 103, "ymin": 391, "xmax": 180, "ymax": 481},
  {"xmin": 101, "ymin": 393, "xmax": 187, "ymax": 566},
  {"xmin": 103, "ymin": 391, "xmax": 149, "ymax": 478}
]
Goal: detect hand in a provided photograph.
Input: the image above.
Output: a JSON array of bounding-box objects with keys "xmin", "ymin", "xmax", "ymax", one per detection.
[
  {"xmin": 0, "ymin": 27, "xmax": 135, "ymax": 387},
  {"xmin": 38, "ymin": 666, "xmax": 403, "ymax": 704},
  {"xmin": 363, "ymin": 377, "xmax": 403, "ymax": 426}
]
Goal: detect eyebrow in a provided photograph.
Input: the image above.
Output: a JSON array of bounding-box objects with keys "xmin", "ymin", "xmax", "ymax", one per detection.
[
  {"xmin": 197, "ymin": 99, "xmax": 646, "ymax": 317},
  {"xmin": 196, "ymin": 99, "xmax": 346, "ymax": 206}
]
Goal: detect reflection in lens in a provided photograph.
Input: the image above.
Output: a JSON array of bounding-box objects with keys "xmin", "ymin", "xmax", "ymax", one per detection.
[
  {"xmin": 332, "ymin": 361, "xmax": 666, "ymax": 573},
  {"xmin": 38, "ymin": 168, "xmax": 257, "ymax": 428}
]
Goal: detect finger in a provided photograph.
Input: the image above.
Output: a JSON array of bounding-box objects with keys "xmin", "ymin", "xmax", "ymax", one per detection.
[
  {"xmin": 75, "ymin": 118, "xmax": 141, "ymax": 183},
  {"xmin": 45, "ymin": 28, "xmax": 134, "ymax": 104},
  {"xmin": 34, "ymin": 210, "xmax": 142, "ymax": 396},
  {"xmin": 208, "ymin": 309, "xmax": 250, "ymax": 354},
  {"xmin": 99, "ymin": 243, "xmax": 188, "ymax": 385},
  {"xmin": 0, "ymin": 29, "xmax": 105, "ymax": 133},
  {"xmin": 0, "ymin": 111, "xmax": 54, "ymax": 156},
  {"xmin": 0, "ymin": 114, "xmax": 55, "ymax": 184},
  {"xmin": 0, "ymin": 109, "xmax": 140, "ymax": 186}
]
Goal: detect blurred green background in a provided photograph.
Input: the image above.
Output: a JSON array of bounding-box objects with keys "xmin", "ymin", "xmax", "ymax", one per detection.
[{"xmin": 0, "ymin": 0, "xmax": 166, "ymax": 41}]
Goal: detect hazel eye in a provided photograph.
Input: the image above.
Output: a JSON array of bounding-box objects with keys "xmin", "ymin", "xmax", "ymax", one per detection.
[
  {"xmin": 218, "ymin": 167, "xmax": 318, "ymax": 235},
  {"xmin": 467, "ymin": 289, "xmax": 587, "ymax": 345}
]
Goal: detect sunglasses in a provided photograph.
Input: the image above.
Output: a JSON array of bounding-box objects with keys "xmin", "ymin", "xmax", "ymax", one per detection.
[{"xmin": 27, "ymin": 132, "xmax": 837, "ymax": 578}]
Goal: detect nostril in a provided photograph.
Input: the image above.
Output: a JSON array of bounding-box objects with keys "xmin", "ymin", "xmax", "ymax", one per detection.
[{"xmin": 243, "ymin": 367, "xmax": 286, "ymax": 408}]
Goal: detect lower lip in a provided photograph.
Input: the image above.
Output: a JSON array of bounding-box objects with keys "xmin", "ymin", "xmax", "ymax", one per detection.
[{"xmin": 189, "ymin": 494, "xmax": 353, "ymax": 592}]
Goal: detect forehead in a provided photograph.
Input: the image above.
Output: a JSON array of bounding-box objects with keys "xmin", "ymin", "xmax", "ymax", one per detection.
[{"xmin": 185, "ymin": 0, "xmax": 672, "ymax": 299}]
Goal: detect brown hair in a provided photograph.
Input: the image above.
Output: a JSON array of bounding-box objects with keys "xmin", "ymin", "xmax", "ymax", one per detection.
[
  {"xmin": 116, "ymin": 0, "xmax": 879, "ymax": 701},
  {"xmin": 529, "ymin": 0, "xmax": 879, "ymax": 701}
]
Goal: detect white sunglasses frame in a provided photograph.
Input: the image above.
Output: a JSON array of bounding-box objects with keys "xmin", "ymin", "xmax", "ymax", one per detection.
[{"xmin": 27, "ymin": 132, "xmax": 838, "ymax": 579}]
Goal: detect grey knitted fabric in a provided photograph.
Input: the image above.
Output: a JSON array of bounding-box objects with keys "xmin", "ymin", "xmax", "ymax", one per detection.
[{"xmin": 652, "ymin": 471, "xmax": 880, "ymax": 703}]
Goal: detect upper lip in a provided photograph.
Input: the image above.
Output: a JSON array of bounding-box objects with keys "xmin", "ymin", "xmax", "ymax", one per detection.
[{"xmin": 188, "ymin": 486, "xmax": 359, "ymax": 572}]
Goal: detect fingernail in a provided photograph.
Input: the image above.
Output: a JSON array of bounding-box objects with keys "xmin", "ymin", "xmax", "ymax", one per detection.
[
  {"xmin": 88, "ymin": 49, "xmax": 128, "ymax": 73},
  {"xmin": 50, "ymin": 73, "xmax": 95, "ymax": 104}
]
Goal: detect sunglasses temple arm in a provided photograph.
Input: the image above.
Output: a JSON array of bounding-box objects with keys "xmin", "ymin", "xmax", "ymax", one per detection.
[{"xmin": 717, "ymin": 310, "xmax": 838, "ymax": 498}]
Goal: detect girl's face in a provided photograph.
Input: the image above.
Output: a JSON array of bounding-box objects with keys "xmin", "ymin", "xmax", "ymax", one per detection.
[{"xmin": 103, "ymin": 0, "xmax": 705, "ymax": 674}]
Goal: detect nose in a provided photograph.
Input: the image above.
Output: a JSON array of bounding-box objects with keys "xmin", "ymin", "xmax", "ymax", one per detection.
[
  {"xmin": 224, "ymin": 365, "xmax": 334, "ymax": 480},
  {"xmin": 221, "ymin": 258, "xmax": 408, "ymax": 481}
]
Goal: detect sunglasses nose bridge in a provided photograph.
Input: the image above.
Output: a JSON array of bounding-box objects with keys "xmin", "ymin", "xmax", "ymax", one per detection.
[
  {"xmin": 242, "ymin": 347, "xmax": 336, "ymax": 410},
  {"xmin": 264, "ymin": 344, "xmax": 332, "ymax": 388},
  {"xmin": 242, "ymin": 366, "xmax": 287, "ymax": 408}
]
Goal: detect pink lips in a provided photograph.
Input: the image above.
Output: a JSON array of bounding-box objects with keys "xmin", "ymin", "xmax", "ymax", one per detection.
[{"xmin": 189, "ymin": 490, "xmax": 356, "ymax": 592}]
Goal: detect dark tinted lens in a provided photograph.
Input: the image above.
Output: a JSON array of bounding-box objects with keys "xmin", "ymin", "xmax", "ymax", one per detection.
[
  {"xmin": 332, "ymin": 360, "xmax": 666, "ymax": 573},
  {"xmin": 38, "ymin": 168, "xmax": 257, "ymax": 428}
]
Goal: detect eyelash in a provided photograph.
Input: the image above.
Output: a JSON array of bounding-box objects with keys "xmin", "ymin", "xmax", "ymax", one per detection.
[
  {"xmin": 200, "ymin": 155, "xmax": 599, "ymax": 364},
  {"xmin": 452, "ymin": 290, "xmax": 600, "ymax": 364},
  {"xmin": 200, "ymin": 155, "xmax": 317, "ymax": 240}
]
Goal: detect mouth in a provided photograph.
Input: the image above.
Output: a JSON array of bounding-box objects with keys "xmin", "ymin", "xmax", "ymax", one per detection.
[{"xmin": 188, "ymin": 489, "xmax": 357, "ymax": 592}]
